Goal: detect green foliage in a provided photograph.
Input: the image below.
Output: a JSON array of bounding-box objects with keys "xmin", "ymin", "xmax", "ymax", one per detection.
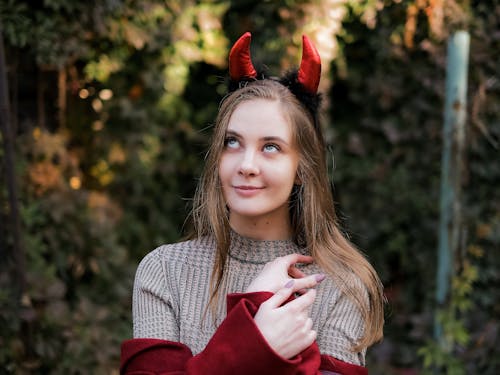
[
  {"xmin": 418, "ymin": 260, "xmax": 479, "ymax": 374},
  {"xmin": 1, "ymin": 0, "xmax": 122, "ymax": 67},
  {"xmin": 1, "ymin": 0, "xmax": 499, "ymax": 373},
  {"xmin": 419, "ymin": 340, "xmax": 466, "ymax": 375},
  {"xmin": 1, "ymin": 1, "xmax": 231, "ymax": 372},
  {"xmin": 0, "ymin": 0, "xmax": 31, "ymax": 47},
  {"xmin": 331, "ymin": 0, "xmax": 499, "ymax": 373},
  {"xmin": 1, "ymin": 129, "xmax": 133, "ymax": 372}
]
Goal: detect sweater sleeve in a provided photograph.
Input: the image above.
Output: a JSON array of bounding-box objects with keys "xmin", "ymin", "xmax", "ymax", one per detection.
[
  {"xmin": 316, "ymin": 291, "xmax": 367, "ymax": 366},
  {"xmin": 133, "ymin": 248, "xmax": 180, "ymax": 341}
]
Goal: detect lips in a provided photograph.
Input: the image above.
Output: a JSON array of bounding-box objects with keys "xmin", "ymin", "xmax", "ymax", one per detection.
[
  {"xmin": 233, "ymin": 185, "xmax": 264, "ymax": 196},
  {"xmin": 234, "ymin": 185, "xmax": 263, "ymax": 190}
]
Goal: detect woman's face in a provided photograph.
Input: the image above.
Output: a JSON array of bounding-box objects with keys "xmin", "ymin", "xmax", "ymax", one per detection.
[{"xmin": 219, "ymin": 98, "xmax": 300, "ymax": 230}]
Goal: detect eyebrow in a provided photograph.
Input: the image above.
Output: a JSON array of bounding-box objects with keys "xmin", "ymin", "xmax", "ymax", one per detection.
[{"xmin": 225, "ymin": 130, "xmax": 290, "ymax": 146}]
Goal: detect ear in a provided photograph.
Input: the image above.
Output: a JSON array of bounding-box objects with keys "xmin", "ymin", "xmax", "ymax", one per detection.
[{"xmin": 294, "ymin": 175, "xmax": 302, "ymax": 185}]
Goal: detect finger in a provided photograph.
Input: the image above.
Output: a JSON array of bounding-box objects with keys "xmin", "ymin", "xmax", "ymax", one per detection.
[
  {"xmin": 278, "ymin": 254, "xmax": 314, "ymax": 268},
  {"xmin": 289, "ymin": 273, "xmax": 326, "ymax": 293},
  {"xmin": 296, "ymin": 316, "xmax": 314, "ymax": 335},
  {"xmin": 295, "ymin": 288, "xmax": 308, "ymax": 295},
  {"xmin": 264, "ymin": 272, "xmax": 323, "ymax": 309},
  {"xmin": 263, "ymin": 279, "xmax": 296, "ymax": 308},
  {"xmin": 306, "ymin": 329, "xmax": 317, "ymax": 345},
  {"xmin": 288, "ymin": 266, "xmax": 306, "ymax": 279},
  {"xmin": 304, "ymin": 317, "xmax": 313, "ymax": 332},
  {"xmin": 282, "ymin": 288, "xmax": 317, "ymax": 313}
]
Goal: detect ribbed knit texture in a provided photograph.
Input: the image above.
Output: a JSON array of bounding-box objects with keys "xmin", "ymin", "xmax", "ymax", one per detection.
[{"xmin": 133, "ymin": 231, "xmax": 366, "ymax": 365}]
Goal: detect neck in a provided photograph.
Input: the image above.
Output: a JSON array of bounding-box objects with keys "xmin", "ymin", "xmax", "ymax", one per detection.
[{"xmin": 229, "ymin": 213, "xmax": 292, "ymax": 241}]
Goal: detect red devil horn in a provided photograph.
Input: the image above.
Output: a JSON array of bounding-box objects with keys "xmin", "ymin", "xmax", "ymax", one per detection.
[
  {"xmin": 229, "ymin": 32, "xmax": 257, "ymax": 81},
  {"xmin": 298, "ymin": 35, "xmax": 321, "ymax": 94}
]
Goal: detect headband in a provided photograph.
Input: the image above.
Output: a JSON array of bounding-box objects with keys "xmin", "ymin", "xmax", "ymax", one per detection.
[{"xmin": 228, "ymin": 32, "xmax": 322, "ymax": 129}]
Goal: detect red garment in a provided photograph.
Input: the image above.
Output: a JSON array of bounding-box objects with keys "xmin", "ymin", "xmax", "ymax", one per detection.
[{"xmin": 121, "ymin": 292, "xmax": 368, "ymax": 375}]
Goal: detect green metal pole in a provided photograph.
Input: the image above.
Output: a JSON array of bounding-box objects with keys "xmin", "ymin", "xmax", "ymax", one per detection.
[{"xmin": 435, "ymin": 31, "xmax": 470, "ymax": 341}]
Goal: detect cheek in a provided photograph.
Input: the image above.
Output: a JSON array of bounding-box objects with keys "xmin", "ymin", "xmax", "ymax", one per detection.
[
  {"xmin": 270, "ymin": 160, "xmax": 299, "ymax": 187},
  {"xmin": 287, "ymin": 158, "xmax": 300, "ymax": 181},
  {"xmin": 218, "ymin": 156, "xmax": 232, "ymax": 185},
  {"xmin": 294, "ymin": 161, "xmax": 303, "ymax": 184},
  {"xmin": 217, "ymin": 164, "xmax": 229, "ymax": 201}
]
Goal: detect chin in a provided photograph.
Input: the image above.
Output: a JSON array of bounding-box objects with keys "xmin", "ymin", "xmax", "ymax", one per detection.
[
  {"xmin": 229, "ymin": 208, "xmax": 267, "ymax": 218},
  {"xmin": 228, "ymin": 203, "xmax": 287, "ymax": 221}
]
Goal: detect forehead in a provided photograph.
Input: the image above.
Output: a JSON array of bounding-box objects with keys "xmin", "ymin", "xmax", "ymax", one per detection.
[{"xmin": 227, "ymin": 99, "xmax": 292, "ymax": 139}]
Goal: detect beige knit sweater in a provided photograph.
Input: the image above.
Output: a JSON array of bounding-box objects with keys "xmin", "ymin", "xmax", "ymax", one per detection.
[{"xmin": 132, "ymin": 231, "xmax": 366, "ymax": 365}]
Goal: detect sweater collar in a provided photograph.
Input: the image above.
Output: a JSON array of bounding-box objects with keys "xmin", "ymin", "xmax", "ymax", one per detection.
[{"xmin": 228, "ymin": 229, "xmax": 307, "ymax": 265}]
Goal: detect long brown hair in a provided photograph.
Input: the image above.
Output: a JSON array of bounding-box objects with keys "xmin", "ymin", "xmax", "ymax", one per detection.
[{"xmin": 190, "ymin": 79, "xmax": 384, "ymax": 350}]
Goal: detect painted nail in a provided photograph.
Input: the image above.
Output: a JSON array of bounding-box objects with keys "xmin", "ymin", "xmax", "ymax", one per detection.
[
  {"xmin": 315, "ymin": 274, "xmax": 326, "ymax": 283},
  {"xmin": 285, "ymin": 279, "xmax": 294, "ymax": 288}
]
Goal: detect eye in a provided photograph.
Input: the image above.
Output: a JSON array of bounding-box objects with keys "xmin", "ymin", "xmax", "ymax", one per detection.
[
  {"xmin": 263, "ymin": 143, "xmax": 280, "ymax": 153},
  {"xmin": 224, "ymin": 137, "xmax": 240, "ymax": 149}
]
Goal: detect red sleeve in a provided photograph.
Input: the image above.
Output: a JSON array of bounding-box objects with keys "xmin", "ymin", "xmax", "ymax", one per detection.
[
  {"xmin": 121, "ymin": 292, "xmax": 320, "ymax": 374},
  {"xmin": 228, "ymin": 293, "xmax": 369, "ymax": 375},
  {"xmin": 121, "ymin": 338, "xmax": 191, "ymax": 374},
  {"xmin": 121, "ymin": 292, "xmax": 368, "ymax": 375},
  {"xmin": 320, "ymin": 355, "xmax": 368, "ymax": 375}
]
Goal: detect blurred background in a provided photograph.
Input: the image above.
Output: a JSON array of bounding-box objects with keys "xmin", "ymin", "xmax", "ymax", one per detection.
[{"xmin": 0, "ymin": 0, "xmax": 498, "ymax": 374}]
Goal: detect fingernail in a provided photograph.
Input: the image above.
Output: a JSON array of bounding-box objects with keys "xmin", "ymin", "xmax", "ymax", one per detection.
[
  {"xmin": 285, "ymin": 279, "xmax": 294, "ymax": 288},
  {"xmin": 315, "ymin": 274, "xmax": 326, "ymax": 283}
]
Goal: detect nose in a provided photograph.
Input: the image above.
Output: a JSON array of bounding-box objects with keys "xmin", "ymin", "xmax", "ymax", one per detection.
[{"xmin": 238, "ymin": 150, "xmax": 259, "ymax": 177}]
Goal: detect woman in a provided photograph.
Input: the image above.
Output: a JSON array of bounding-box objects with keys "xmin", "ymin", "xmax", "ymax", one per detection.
[{"xmin": 121, "ymin": 32, "xmax": 384, "ymax": 374}]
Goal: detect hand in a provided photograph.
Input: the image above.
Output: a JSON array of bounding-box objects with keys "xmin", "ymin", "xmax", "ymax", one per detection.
[
  {"xmin": 254, "ymin": 276, "xmax": 321, "ymax": 359},
  {"xmin": 245, "ymin": 254, "xmax": 315, "ymax": 294}
]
